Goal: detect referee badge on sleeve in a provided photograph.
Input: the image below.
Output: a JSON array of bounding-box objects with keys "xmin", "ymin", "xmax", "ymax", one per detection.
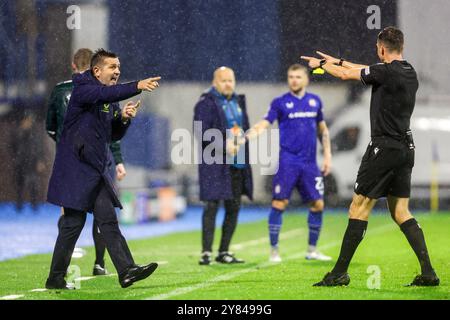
[{"xmin": 364, "ymin": 67, "xmax": 370, "ymax": 75}]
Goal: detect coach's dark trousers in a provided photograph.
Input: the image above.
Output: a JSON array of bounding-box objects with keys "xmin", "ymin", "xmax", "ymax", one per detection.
[
  {"xmin": 48, "ymin": 181, "xmax": 134, "ymax": 281},
  {"xmin": 202, "ymin": 167, "xmax": 244, "ymax": 253}
]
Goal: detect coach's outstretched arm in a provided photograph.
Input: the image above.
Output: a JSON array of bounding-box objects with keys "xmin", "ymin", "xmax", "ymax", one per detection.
[
  {"xmin": 301, "ymin": 55, "xmax": 363, "ymax": 81},
  {"xmin": 74, "ymin": 76, "xmax": 161, "ymax": 106}
]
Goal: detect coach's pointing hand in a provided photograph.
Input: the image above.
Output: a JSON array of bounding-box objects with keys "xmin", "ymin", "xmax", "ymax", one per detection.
[{"xmin": 138, "ymin": 76, "xmax": 161, "ymax": 92}]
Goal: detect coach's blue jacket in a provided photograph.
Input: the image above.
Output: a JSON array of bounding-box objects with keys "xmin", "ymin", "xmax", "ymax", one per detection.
[
  {"xmin": 47, "ymin": 71, "xmax": 141, "ymax": 212},
  {"xmin": 193, "ymin": 91, "xmax": 253, "ymax": 201}
]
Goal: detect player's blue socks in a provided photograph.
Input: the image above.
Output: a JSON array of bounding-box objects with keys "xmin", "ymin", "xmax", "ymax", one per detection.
[
  {"xmin": 308, "ymin": 210, "xmax": 323, "ymax": 250},
  {"xmin": 268, "ymin": 208, "xmax": 283, "ymax": 248}
]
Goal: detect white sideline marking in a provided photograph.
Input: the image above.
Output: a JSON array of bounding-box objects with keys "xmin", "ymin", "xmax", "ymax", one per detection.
[
  {"xmin": 30, "ymin": 288, "xmax": 47, "ymax": 292},
  {"xmin": 75, "ymin": 276, "xmax": 95, "ymax": 281},
  {"xmin": 231, "ymin": 228, "xmax": 303, "ymax": 250},
  {"xmin": 146, "ymin": 223, "xmax": 395, "ymax": 300},
  {"xmin": 0, "ymin": 294, "xmax": 24, "ymax": 300}
]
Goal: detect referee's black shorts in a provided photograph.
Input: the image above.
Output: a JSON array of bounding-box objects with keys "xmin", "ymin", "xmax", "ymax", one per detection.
[{"xmin": 354, "ymin": 136, "xmax": 415, "ymax": 199}]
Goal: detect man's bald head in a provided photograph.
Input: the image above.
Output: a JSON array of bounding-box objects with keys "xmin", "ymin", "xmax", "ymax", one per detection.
[{"xmin": 212, "ymin": 66, "xmax": 236, "ymax": 98}]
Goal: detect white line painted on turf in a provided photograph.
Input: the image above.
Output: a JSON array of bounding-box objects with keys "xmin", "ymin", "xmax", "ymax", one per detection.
[
  {"xmin": 187, "ymin": 228, "xmax": 304, "ymax": 255},
  {"xmin": 30, "ymin": 288, "xmax": 47, "ymax": 292},
  {"xmin": 231, "ymin": 228, "xmax": 303, "ymax": 250},
  {"xmin": 146, "ymin": 223, "xmax": 396, "ymax": 300},
  {"xmin": 0, "ymin": 294, "xmax": 25, "ymax": 300},
  {"xmin": 75, "ymin": 276, "xmax": 95, "ymax": 281}
]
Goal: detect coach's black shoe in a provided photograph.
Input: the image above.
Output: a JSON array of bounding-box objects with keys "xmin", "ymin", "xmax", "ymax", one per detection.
[
  {"xmin": 45, "ymin": 278, "xmax": 76, "ymax": 290},
  {"xmin": 215, "ymin": 252, "xmax": 245, "ymax": 264},
  {"xmin": 119, "ymin": 263, "xmax": 158, "ymax": 288},
  {"xmin": 313, "ymin": 272, "xmax": 350, "ymax": 287},
  {"xmin": 93, "ymin": 264, "xmax": 109, "ymax": 276},
  {"xmin": 407, "ymin": 271, "xmax": 440, "ymax": 287},
  {"xmin": 199, "ymin": 252, "xmax": 212, "ymax": 265}
]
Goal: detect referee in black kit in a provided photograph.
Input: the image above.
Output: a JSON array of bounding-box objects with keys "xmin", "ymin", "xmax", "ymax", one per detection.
[{"xmin": 302, "ymin": 26, "xmax": 439, "ymax": 287}]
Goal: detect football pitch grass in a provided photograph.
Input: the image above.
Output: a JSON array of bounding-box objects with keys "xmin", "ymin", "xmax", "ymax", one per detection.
[{"xmin": 0, "ymin": 211, "xmax": 448, "ymax": 300}]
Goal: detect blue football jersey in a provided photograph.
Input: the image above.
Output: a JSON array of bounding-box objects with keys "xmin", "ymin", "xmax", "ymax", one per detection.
[{"xmin": 264, "ymin": 92, "xmax": 324, "ymax": 163}]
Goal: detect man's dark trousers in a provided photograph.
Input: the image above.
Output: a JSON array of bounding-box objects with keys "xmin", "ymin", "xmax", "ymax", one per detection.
[{"xmin": 48, "ymin": 180, "xmax": 134, "ymax": 281}]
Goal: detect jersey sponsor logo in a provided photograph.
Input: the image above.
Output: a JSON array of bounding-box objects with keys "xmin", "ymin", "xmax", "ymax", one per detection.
[
  {"xmin": 285, "ymin": 102, "xmax": 294, "ymax": 109},
  {"xmin": 102, "ymin": 104, "xmax": 110, "ymax": 113},
  {"xmin": 288, "ymin": 111, "xmax": 317, "ymax": 119},
  {"xmin": 308, "ymin": 99, "xmax": 317, "ymax": 107}
]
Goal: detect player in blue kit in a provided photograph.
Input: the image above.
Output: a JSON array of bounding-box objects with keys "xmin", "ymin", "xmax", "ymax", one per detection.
[{"xmin": 246, "ymin": 64, "xmax": 332, "ymax": 262}]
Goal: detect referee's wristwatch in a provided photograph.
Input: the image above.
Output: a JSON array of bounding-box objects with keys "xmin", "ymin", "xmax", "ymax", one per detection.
[
  {"xmin": 338, "ymin": 58, "xmax": 345, "ymax": 66},
  {"xmin": 319, "ymin": 59, "xmax": 327, "ymax": 68}
]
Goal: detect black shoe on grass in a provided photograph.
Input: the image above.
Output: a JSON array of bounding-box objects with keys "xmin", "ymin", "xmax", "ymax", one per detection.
[
  {"xmin": 407, "ymin": 271, "xmax": 440, "ymax": 287},
  {"xmin": 45, "ymin": 278, "xmax": 76, "ymax": 290},
  {"xmin": 119, "ymin": 263, "xmax": 158, "ymax": 288},
  {"xmin": 199, "ymin": 252, "xmax": 212, "ymax": 265},
  {"xmin": 313, "ymin": 272, "xmax": 350, "ymax": 287},
  {"xmin": 215, "ymin": 252, "xmax": 245, "ymax": 264},
  {"xmin": 93, "ymin": 264, "xmax": 109, "ymax": 276}
]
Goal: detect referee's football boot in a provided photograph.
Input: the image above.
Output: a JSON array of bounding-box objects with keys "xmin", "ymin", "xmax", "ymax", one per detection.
[
  {"xmin": 199, "ymin": 251, "xmax": 212, "ymax": 265},
  {"xmin": 313, "ymin": 272, "xmax": 350, "ymax": 287},
  {"xmin": 119, "ymin": 262, "xmax": 158, "ymax": 288},
  {"xmin": 215, "ymin": 252, "xmax": 245, "ymax": 264},
  {"xmin": 407, "ymin": 270, "xmax": 440, "ymax": 287}
]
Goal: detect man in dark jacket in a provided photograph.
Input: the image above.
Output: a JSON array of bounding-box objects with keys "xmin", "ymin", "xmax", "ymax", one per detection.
[
  {"xmin": 46, "ymin": 48, "xmax": 127, "ymax": 276},
  {"xmin": 45, "ymin": 48, "xmax": 161, "ymax": 289},
  {"xmin": 194, "ymin": 67, "xmax": 253, "ymax": 265}
]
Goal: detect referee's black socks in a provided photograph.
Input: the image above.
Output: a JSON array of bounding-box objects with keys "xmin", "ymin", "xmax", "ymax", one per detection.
[
  {"xmin": 331, "ymin": 219, "xmax": 368, "ymax": 275},
  {"xmin": 400, "ymin": 218, "xmax": 434, "ymax": 275}
]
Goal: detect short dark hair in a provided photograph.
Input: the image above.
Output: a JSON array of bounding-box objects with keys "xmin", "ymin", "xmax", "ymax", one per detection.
[
  {"xmin": 73, "ymin": 48, "xmax": 93, "ymax": 71},
  {"xmin": 90, "ymin": 48, "xmax": 118, "ymax": 69},
  {"xmin": 377, "ymin": 26, "xmax": 404, "ymax": 53},
  {"xmin": 288, "ymin": 63, "xmax": 308, "ymax": 74}
]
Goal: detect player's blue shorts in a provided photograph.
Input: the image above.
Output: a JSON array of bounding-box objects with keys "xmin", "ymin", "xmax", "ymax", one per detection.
[{"xmin": 272, "ymin": 161, "xmax": 324, "ymax": 203}]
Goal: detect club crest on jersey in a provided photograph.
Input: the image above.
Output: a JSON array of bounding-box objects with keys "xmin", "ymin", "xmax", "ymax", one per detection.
[
  {"xmin": 285, "ymin": 102, "xmax": 294, "ymax": 109},
  {"xmin": 308, "ymin": 99, "xmax": 317, "ymax": 107}
]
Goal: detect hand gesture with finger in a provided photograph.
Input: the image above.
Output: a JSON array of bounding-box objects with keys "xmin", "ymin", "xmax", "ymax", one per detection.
[
  {"xmin": 316, "ymin": 51, "xmax": 339, "ymax": 64},
  {"xmin": 138, "ymin": 77, "xmax": 161, "ymax": 92},
  {"xmin": 122, "ymin": 100, "xmax": 141, "ymax": 121},
  {"xmin": 300, "ymin": 56, "xmax": 322, "ymax": 69}
]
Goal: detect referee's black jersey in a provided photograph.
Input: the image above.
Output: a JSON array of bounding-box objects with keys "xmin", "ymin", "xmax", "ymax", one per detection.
[{"xmin": 360, "ymin": 60, "xmax": 418, "ymax": 140}]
